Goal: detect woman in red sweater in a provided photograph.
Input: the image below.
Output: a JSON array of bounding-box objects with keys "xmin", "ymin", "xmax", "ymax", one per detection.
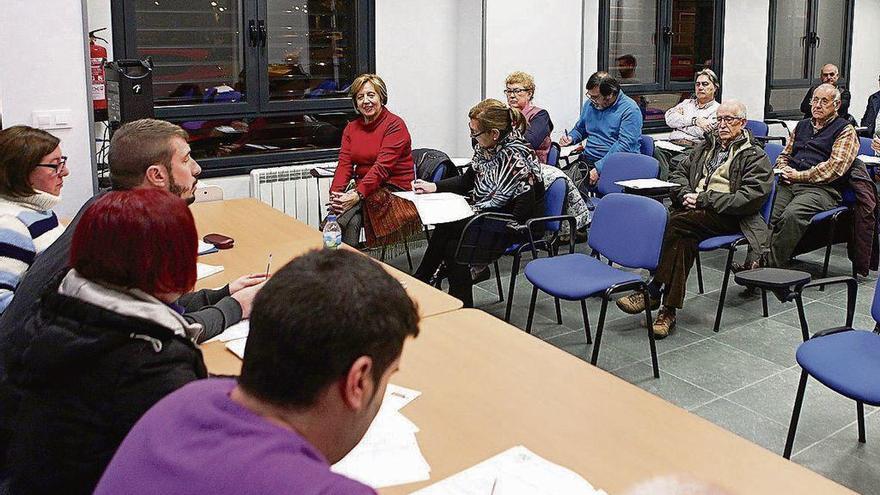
[{"xmin": 329, "ymin": 74, "xmax": 419, "ymax": 247}]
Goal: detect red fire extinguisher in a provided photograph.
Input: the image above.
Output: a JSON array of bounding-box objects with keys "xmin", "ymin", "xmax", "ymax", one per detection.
[{"xmin": 90, "ymin": 28, "xmax": 108, "ymax": 121}]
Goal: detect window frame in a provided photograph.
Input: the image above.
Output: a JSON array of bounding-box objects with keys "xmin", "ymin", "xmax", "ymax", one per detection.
[
  {"xmin": 111, "ymin": 0, "xmax": 375, "ymax": 177},
  {"xmin": 597, "ymin": 0, "xmax": 727, "ymax": 131},
  {"xmin": 764, "ymin": 0, "xmax": 854, "ymax": 119}
]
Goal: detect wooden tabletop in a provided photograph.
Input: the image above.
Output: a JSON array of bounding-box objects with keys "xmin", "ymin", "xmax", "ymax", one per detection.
[
  {"xmin": 201, "ymin": 308, "xmax": 850, "ymax": 494},
  {"xmin": 190, "ymin": 198, "xmax": 462, "ymax": 319}
]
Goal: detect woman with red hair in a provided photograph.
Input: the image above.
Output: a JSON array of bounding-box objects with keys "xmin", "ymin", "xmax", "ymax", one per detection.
[{"xmin": 4, "ymin": 189, "xmax": 210, "ymax": 494}]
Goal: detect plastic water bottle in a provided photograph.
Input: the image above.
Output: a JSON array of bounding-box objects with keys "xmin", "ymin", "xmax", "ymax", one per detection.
[{"xmin": 323, "ymin": 215, "xmax": 342, "ymax": 249}]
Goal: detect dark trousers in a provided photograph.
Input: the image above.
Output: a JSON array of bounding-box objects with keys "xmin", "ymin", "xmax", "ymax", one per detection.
[
  {"xmin": 336, "ymin": 202, "xmax": 364, "ymax": 246},
  {"xmin": 768, "ymin": 183, "xmax": 840, "ymax": 267},
  {"xmin": 654, "ymin": 209, "xmax": 741, "ymax": 308},
  {"xmin": 413, "ymin": 219, "xmax": 473, "ymax": 307},
  {"xmin": 653, "ymin": 143, "xmax": 692, "ymax": 180}
]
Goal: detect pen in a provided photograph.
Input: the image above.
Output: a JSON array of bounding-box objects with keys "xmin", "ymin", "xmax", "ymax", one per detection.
[
  {"xmin": 490, "ymin": 477, "xmax": 497, "ymax": 494},
  {"xmin": 265, "ymin": 253, "xmax": 272, "ymax": 279}
]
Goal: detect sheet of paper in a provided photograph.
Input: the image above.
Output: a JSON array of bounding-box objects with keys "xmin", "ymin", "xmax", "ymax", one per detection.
[
  {"xmin": 205, "ymin": 320, "xmax": 250, "ymax": 344},
  {"xmin": 198, "ymin": 240, "xmax": 218, "ymax": 255},
  {"xmin": 858, "ymin": 154, "xmax": 880, "ymax": 164},
  {"xmin": 196, "ymin": 262, "xmax": 224, "ymax": 280},
  {"xmin": 331, "ymin": 385, "xmax": 429, "ymax": 489},
  {"xmin": 412, "ymin": 445, "xmax": 606, "ymax": 495},
  {"xmin": 392, "ymin": 192, "xmax": 474, "ymax": 225},
  {"xmin": 225, "ymin": 337, "xmax": 247, "ymax": 359},
  {"xmin": 614, "ymin": 178, "xmax": 679, "ymax": 190},
  {"xmin": 560, "ymin": 145, "xmax": 583, "ymax": 158},
  {"xmin": 654, "ymin": 140, "xmax": 686, "ymax": 152}
]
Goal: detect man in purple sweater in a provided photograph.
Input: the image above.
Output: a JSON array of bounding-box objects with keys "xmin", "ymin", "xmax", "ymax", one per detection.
[{"xmin": 94, "ymin": 249, "xmax": 420, "ymax": 494}]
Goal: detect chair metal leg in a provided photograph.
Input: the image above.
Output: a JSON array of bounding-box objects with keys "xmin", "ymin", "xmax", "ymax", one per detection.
[
  {"xmin": 525, "ymin": 287, "xmax": 538, "ymax": 334},
  {"xmin": 784, "ymin": 370, "xmax": 809, "ymax": 459},
  {"xmin": 493, "ymin": 260, "xmax": 504, "ymax": 303},
  {"xmin": 380, "ymin": 246, "xmax": 386, "ymax": 262},
  {"xmin": 590, "ymin": 298, "xmax": 609, "ymax": 366},
  {"xmin": 554, "ymin": 298, "xmax": 563, "ymax": 324},
  {"xmin": 644, "ymin": 287, "xmax": 659, "ymax": 378},
  {"xmin": 795, "ymin": 293, "xmax": 810, "ymax": 342},
  {"xmin": 858, "ymin": 401, "xmax": 866, "ymax": 443},
  {"xmin": 819, "ymin": 218, "xmax": 839, "ymax": 291},
  {"xmin": 504, "ymin": 254, "xmax": 521, "ymax": 322},
  {"xmin": 580, "ymin": 299, "xmax": 592, "ymax": 344},
  {"xmin": 404, "ymin": 238, "xmax": 413, "ymax": 271},
  {"xmin": 713, "ymin": 246, "xmax": 736, "ymax": 333},
  {"xmin": 761, "ymin": 289, "xmax": 769, "ymax": 317},
  {"xmin": 696, "ymin": 251, "xmax": 705, "ymax": 294}
]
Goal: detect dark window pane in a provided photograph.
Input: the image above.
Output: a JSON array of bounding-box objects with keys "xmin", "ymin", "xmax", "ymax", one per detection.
[
  {"xmin": 266, "ymin": 0, "xmax": 358, "ymax": 101},
  {"xmin": 607, "ymin": 0, "xmax": 658, "ymax": 85},
  {"xmin": 669, "ymin": 0, "xmax": 716, "ymax": 82},
  {"xmin": 771, "ymin": 0, "xmax": 809, "ymax": 80},
  {"xmin": 176, "ymin": 110, "xmax": 356, "ymax": 159},
  {"xmin": 768, "ymin": 87, "xmax": 810, "ymax": 115},
  {"xmin": 815, "ymin": 0, "xmax": 847, "ymax": 76},
  {"xmin": 638, "ymin": 91, "xmax": 692, "ymax": 123},
  {"xmin": 134, "ymin": 0, "xmax": 246, "ymax": 106}
]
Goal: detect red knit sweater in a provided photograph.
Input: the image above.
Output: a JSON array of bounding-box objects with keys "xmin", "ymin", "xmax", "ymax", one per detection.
[{"xmin": 330, "ymin": 108, "xmax": 415, "ymax": 197}]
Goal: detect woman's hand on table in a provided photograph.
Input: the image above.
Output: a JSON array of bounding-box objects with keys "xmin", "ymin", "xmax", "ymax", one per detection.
[
  {"xmin": 329, "ymin": 191, "xmax": 360, "ymax": 213},
  {"xmin": 412, "ymin": 180, "xmax": 437, "ymax": 194},
  {"xmin": 229, "ymin": 273, "xmax": 268, "ymax": 294}
]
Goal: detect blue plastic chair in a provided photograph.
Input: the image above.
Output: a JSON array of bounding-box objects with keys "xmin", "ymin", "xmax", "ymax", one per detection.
[
  {"xmin": 498, "ymin": 177, "xmax": 568, "ymax": 322},
  {"xmin": 587, "ymin": 152, "xmax": 659, "ymax": 210},
  {"xmin": 522, "ymin": 193, "xmax": 668, "ymax": 377},
  {"xmin": 639, "ymin": 135, "xmax": 655, "ymax": 157},
  {"xmin": 782, "ymin": 275, "xmax": 879, "ymax": 459},
  {"xmin": 859, "ymin": 136, "xmax": 874, "ymax": 156},
  {"xmin": 546, "ymin": 142, "xmax": 561, "ymax": 167},
  {"xmin": 806, "ymin": 195, "xmax": 852, "ymax": 289},
  {"xmin": 694, "ymin": 179, "xmax": 777, "ymax": 332},
  {"xmin": 764, "ymin": 142, "xmax": 784, "ymax": 166},
  {"xmin": 746, "ymin": 120, "xmax": 786, "ymax": 146}
]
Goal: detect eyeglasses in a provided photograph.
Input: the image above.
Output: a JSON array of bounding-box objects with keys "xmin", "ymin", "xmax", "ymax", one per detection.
[
  {"xmin": 469, "ymin": 127, "xmax": 488, "ymax": 138},
  {"xmin": 810, "ymin": 97, "xmax": 835, "ymax": 106},
  {"xmin": 586, "ymin": 92, "xmax": 604, "ymax": 103},
  {"xmin": 695, "ymin": 81, "xmax": 712, "ymax": 87},
  {"xmin": 37, "ymin": 156, "xmax": 68, "ymax": 175},
  {"xmin": 821, "ymin": 72, "xmax": 837, "ymax": 78},
  {"xmin": 503, "ymin": 88, "xmax": 529, "ymax": 96},
  {"xmin": 716, "ymin": 116, "xmax": 743, "ymax": 125}
]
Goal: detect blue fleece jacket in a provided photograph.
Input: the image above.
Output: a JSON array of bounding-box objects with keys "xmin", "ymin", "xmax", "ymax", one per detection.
[{"xmin": 567, "ymin": 91, "xmax": 643, "ymax": 171}]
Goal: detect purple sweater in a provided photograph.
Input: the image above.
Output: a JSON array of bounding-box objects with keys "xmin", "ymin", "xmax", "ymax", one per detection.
[{"xmin": 94, "ymin": 378, "xmax": 376, "ymax": 495}]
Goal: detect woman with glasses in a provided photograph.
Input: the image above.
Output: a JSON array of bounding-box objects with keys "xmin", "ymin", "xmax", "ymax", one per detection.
[
  {"xmin": 504, "ymin": 71, "xmax": 554, "ymax": 163},
  {"xmin": 328, "ymin": 73, "xmax": 420, "ymax": 249},
  {"xmin": 0, "ymin": 125, "xmax": 69, "ymax": 314},
  {"xmin": 412, "ymin": 99, "xmax": 544, "ymax": 307},
  {"xmin": 655, "ymin": 69, "xmax": 721, "ymax": 178}
]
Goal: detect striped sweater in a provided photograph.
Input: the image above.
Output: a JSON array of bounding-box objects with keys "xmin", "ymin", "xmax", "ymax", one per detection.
[{"xmin": 0, "ymin": 192, "xmax": 65, "ymax": 314}]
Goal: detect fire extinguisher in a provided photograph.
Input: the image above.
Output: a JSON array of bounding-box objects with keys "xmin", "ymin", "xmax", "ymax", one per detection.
[{"xmin": 90, "ymin": 28, "xmax": 109, "ymax": 121}]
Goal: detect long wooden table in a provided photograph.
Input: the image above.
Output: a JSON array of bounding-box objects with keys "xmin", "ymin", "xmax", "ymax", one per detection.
[
  {"xmin": 191, "ymin": 198, "xmax": 463, "ymax": 319},
  {"xmin": 193, "ymin": 199, "xmax": 851, "ymax": 494}
]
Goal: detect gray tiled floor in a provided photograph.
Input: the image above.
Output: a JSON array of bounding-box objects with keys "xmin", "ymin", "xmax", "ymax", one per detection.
[{"xmin": 385, "ymin": 242, "xmax": 880, "ymax": 493}]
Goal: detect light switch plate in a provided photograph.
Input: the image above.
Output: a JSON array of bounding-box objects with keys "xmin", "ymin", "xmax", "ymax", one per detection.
[{"xmin": 31, "ymin": 109, "xmax": 73, "ymax": 130}]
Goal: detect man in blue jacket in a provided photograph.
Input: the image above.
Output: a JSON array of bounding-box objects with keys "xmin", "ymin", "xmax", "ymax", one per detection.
[{"xmin": 559, "ymin": 72, "xmax": 643, "ymax": 187}]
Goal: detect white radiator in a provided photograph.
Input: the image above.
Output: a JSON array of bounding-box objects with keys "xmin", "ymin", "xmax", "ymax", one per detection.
[{"xmin": 249, "ymin": 162, "xmax": 336, "ymax": 228}]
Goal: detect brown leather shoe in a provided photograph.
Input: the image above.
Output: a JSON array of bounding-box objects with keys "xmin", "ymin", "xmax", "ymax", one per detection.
[
  {"xmin": 616, "ymin": 291, "xmax": 660, "ymax": 314},
  {"xmin": 652, "ymin": 307, "xmax": 676, "ymax": 338}
]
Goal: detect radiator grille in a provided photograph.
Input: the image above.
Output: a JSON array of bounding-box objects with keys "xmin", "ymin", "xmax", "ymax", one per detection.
[{"xmin": 249, "ymin": 163, "xmax": 336, "ymax": 228}]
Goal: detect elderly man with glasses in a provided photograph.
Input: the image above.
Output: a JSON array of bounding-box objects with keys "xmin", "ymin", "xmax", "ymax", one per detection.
[
  {"xmin": 800, "ymin": 63, "xmax": 851, "ymax": 121},
  {"xmin": 616, "ymin": 100, "xmax": 773, "ymax": 338},
  {"xmin": 767, "ymin": 83, "xmax": 859, "ymax": 268}
]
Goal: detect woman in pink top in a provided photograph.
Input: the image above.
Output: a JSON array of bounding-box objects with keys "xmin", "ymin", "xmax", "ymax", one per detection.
[{"xmin": 505, "ymin": 71, "xmax": 554, "ymax": 163}]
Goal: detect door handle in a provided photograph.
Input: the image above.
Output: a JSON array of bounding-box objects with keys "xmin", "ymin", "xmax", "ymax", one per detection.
[
  {"xmin": 248, "ymin": 20, "xmax": 258, "ymax": 47},
  {"xmin": 662, "ymin": 26, "xmax": 675, "ymax": 40},
  {"xmin": 258, "ymin": 20, "xmax": 267, "ymax": 48}
]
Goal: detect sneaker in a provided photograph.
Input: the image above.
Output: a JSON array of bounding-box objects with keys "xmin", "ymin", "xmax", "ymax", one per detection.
[
  {"xmin": 652, "ymin": 307, "xmax": 676, "ymax": 338},
  {"xmin": 616, "ymin": 291, "xmax": 660, "ymax": 314}
]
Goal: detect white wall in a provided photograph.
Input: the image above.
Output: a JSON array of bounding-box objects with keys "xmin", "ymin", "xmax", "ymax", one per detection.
[
  {"xmin": 0, "ymin": 0, "xmax": 96, "ymax": 218},
  {"xmin": 484, "ymin": 0, "xmax": 584, "ymax": 142},
  {"xmin": 720, "ymin": 0, "xmax": 770, "ymax": 121},
  {"xmin": 849, "ymin": 0, "xmax": 880, "ymax": 125},
  {"xmin": 375, "ymin": 0, "xmax": 482, "ymax": 158}
]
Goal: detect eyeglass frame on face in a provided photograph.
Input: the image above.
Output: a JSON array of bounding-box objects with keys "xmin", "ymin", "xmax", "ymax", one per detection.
[
  {"xmin": 469, "ymin": 125, "xmax": 489, "ymax": 138},
  {"xmin": 810, "ymin": 96, "xmax": 837, "ymax": 107},
  {"xmin": 36, "ymin": 156, "xmax": 68, "ymax": 176},
  {"xmin": 716, "ymin": 115, "xmax": 744, "ymax": 126},
  {"xmin": 503, "ymin": 87, "xmax": 530, "ymax": 96}
]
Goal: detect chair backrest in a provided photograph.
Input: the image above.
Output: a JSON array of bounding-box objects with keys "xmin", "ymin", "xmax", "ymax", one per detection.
[
  {"xmin": 859, "ymin": 136, "xmax": 875, "ymax": 156},
  {"xmin": 588, "ymin": 193, "xmax": 668, "ymax": 271},
  {"xmin": 194, "ymin": 185, "xmax": 224, "ymax": 203},
  {"xmin": 745, "ymin": 120, "xmax": 770, "ymax": 138},
  {"xmin": 546, "ymin": 142, "xmax": 561, "ymax": 167},
  {"xmin": 639, "ymin": 134, "xmax": 655, "ymax": 157},
  {"xmin": 454, "ymin": 213, "xmax": 518, "ymax": 266},
  {"xmin": 543, "ymin": 178, "xmax": 568, "ymax": 232},
  {"xmin": 761, "ymin": 177, "xmax": 777, "ymax": 223},
  {"xmin": 764, "ymin": 142, "xmax": 784, "ymax": 166},
  {"xmin": 430, "ymin": 163, "xmax": 447, "ymax": 182},
  {"xmin": 872, "ymin": 276, "xmax": 880, "ymax": 323},
  {"xmin": 596, "ymin": 152, "xmax": 660, "ymax": 196}
]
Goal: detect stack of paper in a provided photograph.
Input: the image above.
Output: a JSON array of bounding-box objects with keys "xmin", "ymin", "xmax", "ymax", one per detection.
[
  {"xmin": 413, "ymin": 446, "xmax": 606, "ymax": 495},
  {"xmin": 654, "ymin": 140, "xmax": 686, "ymax": 152},
  {"xmin": 393, "ymin": 191, "xmax": 474, "ymax": 225},
  {"xmin": 858, "ymin": 154, "xmax": 880, "ymax": 164},
  {"xmin": 331, "ymin": 384, "xmax": 430, "ymax": 488},
  {"xmin": 225, "ymin": 338, "xmax": 247, "ymax": 359},
  {"xmin": 206, "ymin": 320, "xmax": 250, "ymax": 344},
  {"xmin": 196, "ymin": 262, "xmax": 224, "ymax": 280},
  {"xmin": 614, "ymin": 178, "xmax": 679, "ymax": 190}
]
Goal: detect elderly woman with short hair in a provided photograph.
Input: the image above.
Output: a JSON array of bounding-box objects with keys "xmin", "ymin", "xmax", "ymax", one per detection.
[
  {"xmin": 505, "ymin": 71, "xmax": 554, "ymax": 163},
  {"xmin": 0, "ymin": 126, "xmax": 69, "ymax": 314}
]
